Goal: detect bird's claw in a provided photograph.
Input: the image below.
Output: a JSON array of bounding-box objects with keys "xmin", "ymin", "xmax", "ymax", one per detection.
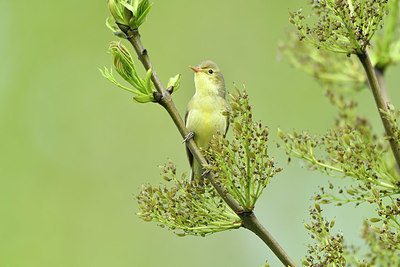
[
  {"xmin": 201, "ymin": 169, "xmax": 210, "ymax": 177},
  {"xmin": 183, "ymin": 132, "xmax": 195, "ymax": 143}
]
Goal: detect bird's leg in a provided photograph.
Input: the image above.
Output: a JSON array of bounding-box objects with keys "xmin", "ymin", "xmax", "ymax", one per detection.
[
  {"xmin": 201, "ymin": 169, "xmax": 210, "ymax": 177},
  {"xmin": 201, "ymin": 157, "xmax": 211, "ymax": 177},
  {"xmin": 183, "ymin": 132, "xmax": 195, "ymax": 143}
]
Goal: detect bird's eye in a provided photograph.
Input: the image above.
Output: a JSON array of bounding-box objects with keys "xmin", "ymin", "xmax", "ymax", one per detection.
[{"xmin": 208, "ymin": 69, "xmax": 214, "ymax": 74}]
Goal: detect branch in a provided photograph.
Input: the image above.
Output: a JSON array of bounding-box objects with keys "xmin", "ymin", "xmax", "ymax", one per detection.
[
  {"xmin": 374, "ymin": 67, "xmax": 389, "ymax": 105},
  {"xmin": 118, "ymin": 26, "xmax": 297, "ymax": 267},
  {"xmin": 358, "ymin": 51, "xmax": 400, "ymax": 173}
]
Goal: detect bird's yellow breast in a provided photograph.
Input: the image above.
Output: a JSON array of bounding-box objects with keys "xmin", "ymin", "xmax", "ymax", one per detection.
[{"xmin": 186, "ymin": 95, "xmax": 227, "ymax": 149}]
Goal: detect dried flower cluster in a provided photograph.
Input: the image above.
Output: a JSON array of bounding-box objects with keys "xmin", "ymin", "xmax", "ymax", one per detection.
[
  {"xmin": 304, "ymin": 183, "xmax": 400, "ymax": 265},
  {"xmin": 374, "ymin": 0, "xmax": 400, "ymax": 70},
  {"xmin": 280, "ymin": 91, "xmax": 398, "ymax": 190},
  {"xmin": 279, "ymin": 31, "xmax": 366, "ymax": 92},
  {"xmin": 279, "ymin": 89, "xmax": 400, "ymax": 264},
  {"xmin": 381, "ymin": 104, "xmax": 400, "ymax": 150},
  {"xmin": 369, "ymin": 187, "xmax": 400, "ymax": 232},
  {"xmin": 137, "ymin": 160, "xmax": 241, "ymax": 236},
  {"xmin": 343, "ymin": 220, "xmax": 400, "ymax": 265},
  {"xmin": 283, "ymin": 0, "xmax": 400, "ymax": 95},
  {"xmin": 303, "ymin": 203, "xmax": 346, "ymax": 266},
  {"xmin": 359, "ymin": 220, "xmax": 400, "ymax": 264},
  {"xmin": 290, "ymin": 0, "xmax": 389, "ymax": 54},
  {"xmin": 304, "ymin": 190, "xmax": 400, "ymax": 266},
  {"xmin": 205, "ymin": 88, "xmax": 280, "ymax": 212}
]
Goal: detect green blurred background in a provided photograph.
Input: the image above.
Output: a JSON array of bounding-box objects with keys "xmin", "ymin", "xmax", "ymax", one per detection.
[{"xmin": 2, "ymin": 1, "xmax": 400, "ymax": 266}]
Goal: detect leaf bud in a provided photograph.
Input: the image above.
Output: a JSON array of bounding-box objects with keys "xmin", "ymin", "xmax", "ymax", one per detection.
[
  {"xmin": 330, "ymin": 218, "xmax": 335, "ymax": 228},
  {"xmin": 108, "ymin": 0, "xmax": 133, "ymax": 25},
  {"xmin": 371, "ymin": 187, "xmax": 379, "ymax": 199},
  {"xmin": 167, "ymin": 74, "xmax": 181, "ymax": 93},
  {"xmin": 277, "ymin": 128, "xmax": 285, "ymax": 140},
  {"xmin": 346, "ymin": 189, "xmax": 356, "ymax": 196},
  {"xmin": 304, "ymin": 222, "xmax": 312, "ymax": 230},
  {"xmin": 369, "ymin": 217, "xmax": 381, "ymax": 223},
  {"xmin": 315, "ymin": 202, "xmax": 321, "ymax": 212}
]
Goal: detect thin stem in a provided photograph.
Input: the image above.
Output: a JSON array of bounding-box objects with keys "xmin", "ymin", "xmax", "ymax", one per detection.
[
  {"xmin": 245, "ymin": 140, "xmax": 251, "ymax": 207},
  {"xmin": 358, "ymin": 51, "xmax": 400, "ymax": 175},
  {"xmin": 118, "ymin": 26, "xmax": 297, "ymax": 267}
]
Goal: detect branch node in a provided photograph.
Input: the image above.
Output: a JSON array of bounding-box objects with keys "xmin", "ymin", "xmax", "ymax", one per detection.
[
  {"xmin": 142, "ymin": 49, "xmax": 148, "ymax": 56},
  {"xmin": 152, "ymin": 91, "xmax": 163, "ymax": 103},
  {"xmin": 167, "ymin": 86, "xmax": 174, "ymax": 94},
  {"xmin": 236, "ymin": 210, "xmax": 253, "ymax": 216},
  {"xmin": 115, "ymin": 22, "xmax": 131, "ymax": 34},
  {"xmin": 131, "ymin": 28, "xmax": 139, "ymax": 36}
]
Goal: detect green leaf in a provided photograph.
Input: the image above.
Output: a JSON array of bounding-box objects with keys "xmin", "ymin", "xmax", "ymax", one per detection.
[
  {"xmin": 100, "ymin": 67, "xmax": 142, "ymax": 95},
  {"xmin": 105, "ymin": 17, "xmax": 117, "ymax": 32},
  {"xmin": 109, "ymin": 41, "xmax": 148, "ymax": 94},
  {"xmin": 167, "ymin": 74, "xmax": 181, "ymax": 92},
  {"xmin": 137, "ymin": 0, "xmax": 152, "ymax": 18},
  {"xmin": 103, "ymin": 40, "xmax": 155, "ymax": 104},
  {"xmin": 105, "ymin": 17, "xmax": 125, "ymax": 38},
  {"xmin": 107, "ymin": 0, "xmax": 152, "ymax": 29},
  {"xmin": 132, "ymin": 0, "xmax": 139, "ymax": 15},
  {"xmin": 144, "ymin": 68, "xmax": 154, "ymax": 94},
  {"xmin": 134, "ymin": 5, "xmax": 152, "ymax": 27},
  {"xmin": 133, "ymin": 94, "xmax": 155, "ymax": 103},
  {"xmin": 121, "ymin": 1, "xmax": 136, "ymax": 15},
  {"xmin": 137, "ymin": 0, "xmax": 150, "ymax": 14},
  {"xmin": 108, "ymin": 0, "xmax": 123, "ymax": 23}
]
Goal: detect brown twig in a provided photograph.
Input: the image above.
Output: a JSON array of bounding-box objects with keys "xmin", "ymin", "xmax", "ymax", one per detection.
[
  {"xmin": 374, "ymin": 67, "xmax": 389, "ymax": 105},
  {"xmin": 358, "ymin": 51, "xmax": 400, "ymax": 174}
]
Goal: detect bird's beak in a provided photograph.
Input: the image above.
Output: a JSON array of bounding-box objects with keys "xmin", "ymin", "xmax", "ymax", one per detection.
[{"xmin": 189, "ymin": 65, "xmax": 202, "ymax": 73}]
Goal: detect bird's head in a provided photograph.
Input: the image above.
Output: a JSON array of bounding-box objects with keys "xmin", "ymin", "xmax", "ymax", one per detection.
[{"xmin": 189, "ymin": 60, "xmax": 225, "ymax": 97}]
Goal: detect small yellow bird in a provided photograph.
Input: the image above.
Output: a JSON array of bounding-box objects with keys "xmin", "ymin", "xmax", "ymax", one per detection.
[{"xmin": 185, "ymin": 60, "xmax": 229, "ymax": 185}]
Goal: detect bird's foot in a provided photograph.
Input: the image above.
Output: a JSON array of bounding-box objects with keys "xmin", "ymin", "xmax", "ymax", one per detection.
[
  {"xmin": 201, "ymin": 169, "xmax": 210, "ymax": 177},
  {"xmin": 183, "ymin": 132, "xmax": 195, "ymax": 143}
]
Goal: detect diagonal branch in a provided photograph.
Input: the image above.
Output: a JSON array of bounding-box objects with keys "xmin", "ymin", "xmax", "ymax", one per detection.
[
  {"xmin": 358, "ymin": 51, "xmax": 400, "ymax": 175},
  {"xmin": 374, "ymin": 67, "xmax": 389, "ymax": 106},
  {"xmin": 117, "ymin": 25, "xmax": 297, "ymax": 267}
]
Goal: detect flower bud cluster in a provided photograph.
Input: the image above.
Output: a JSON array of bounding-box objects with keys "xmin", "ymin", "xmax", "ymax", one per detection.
[
  {"xmin": 205, "ymin": 88, "xmax": 280, "ymax": 211},
  {"xmin": 136, "ymin": 160, "xmax": 241, "ymax": 236},
  {"xmin": 280, "ymin": 91, "xmax": 398, "ymax": 190},
  {"xmin": 279, "ymin": 31, "xmax": 366, "ymax": 92},
  {"xmin": 303, "ymin": 205, "xmax": 346, "ymax": 266},
  {"xmin": 290, "ymin": 0, "xmax": 389, "ymax": 54},
  {"xmin": 355, "ymin": 220, "xmax": 400, "ymax": 264}
]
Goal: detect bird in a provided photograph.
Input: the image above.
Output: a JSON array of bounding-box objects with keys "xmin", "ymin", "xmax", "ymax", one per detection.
[{"xmin": 185, "ymin": 60, "xmax": 229, "ymax": 186}]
